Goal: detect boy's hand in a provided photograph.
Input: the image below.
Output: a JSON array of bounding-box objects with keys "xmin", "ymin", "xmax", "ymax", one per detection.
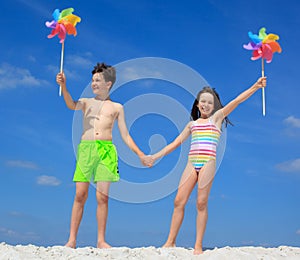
[
  {"xmin": 140, "ymin": 155, "xmax": 154, "ymax": 167},
  {"xmin": 255, "ymin": 76, "xmax": 267, "ymax": 89},
  {"xmin": 56, "ymin": 72, "xmax": 66, "ymax": 86}
]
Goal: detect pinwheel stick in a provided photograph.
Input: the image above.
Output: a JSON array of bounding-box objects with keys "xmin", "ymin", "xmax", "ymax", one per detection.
[
  {"xmin": 59, "ymin": 42, "xmax": 65, "ymax": 96},
  {"xmin": 261, "ymin": 58, "xmax": 266, "ymax": 116}
]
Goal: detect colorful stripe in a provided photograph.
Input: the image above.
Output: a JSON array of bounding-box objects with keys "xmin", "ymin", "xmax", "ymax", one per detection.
[{"xmin": 188, "ymin": 120, "xmax": 221, "ymax": 172}]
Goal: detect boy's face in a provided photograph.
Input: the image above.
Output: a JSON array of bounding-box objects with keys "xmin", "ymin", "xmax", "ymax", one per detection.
[
  {"xmin": 197, "ymin": 92, "xmax": 214, "ymax": 118},
  {"xmin": 91, "ymin": 72, "xmax": 111, "ymax": 95}
]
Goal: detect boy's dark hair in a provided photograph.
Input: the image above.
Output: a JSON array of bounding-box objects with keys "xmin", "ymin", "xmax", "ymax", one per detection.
[
  {"xmin": 191, "ymin": 86, "xmax": 233, "ymax": 127},
  {"xmin": 92, "ymin": 62, "xmax": 116, "ymax": 87}
]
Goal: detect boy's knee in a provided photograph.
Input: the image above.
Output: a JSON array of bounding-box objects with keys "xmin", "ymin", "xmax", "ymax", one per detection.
[
  {"xmin": 96, "ymin": 192, "xmax": 109, "ymax": 204},
  {"xmin": 75, "ymin": 191, "xmax": 88, "ymax": 204}
]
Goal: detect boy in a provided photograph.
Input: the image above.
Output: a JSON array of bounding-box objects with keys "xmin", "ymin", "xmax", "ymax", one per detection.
[{"xmin": 56, "ymin": 62, "xmax": 148, "ymax": 248}]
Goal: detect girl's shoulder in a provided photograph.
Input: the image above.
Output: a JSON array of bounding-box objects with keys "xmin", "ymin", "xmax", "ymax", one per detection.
[
  {"xmin": 211, "ymin": 109, "xmax": 224, "ymax": 130},
  {"xmin": 212, "ymin": 109, "xmax": 224, "ymax": 121},
  {"xmin": 185, "ymin": 120, "xmax": 193, "ymax": 127}
]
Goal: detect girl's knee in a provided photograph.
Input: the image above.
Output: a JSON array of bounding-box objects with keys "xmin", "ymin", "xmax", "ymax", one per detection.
[
  {"xmin": 174, "ymin": 196, "xmax": 187, "ymax": 209},
  {"xmin": 196, "ymin": 198, "xmax": 208, "ymax": 211}
]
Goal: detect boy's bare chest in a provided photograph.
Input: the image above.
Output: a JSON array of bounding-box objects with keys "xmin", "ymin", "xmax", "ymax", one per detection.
[{"xmin": 84, "ymin": 101, "xmax": 118, "ymax": 121}]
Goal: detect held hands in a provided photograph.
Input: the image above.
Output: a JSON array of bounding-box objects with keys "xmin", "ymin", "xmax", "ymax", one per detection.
[
  {"xmin": 255, "ymin": 76, "xmax": 267, "ymax": 89},
  {"xmin": 140, "ymin": 155, "xmax": 155, "ymax": 167}
]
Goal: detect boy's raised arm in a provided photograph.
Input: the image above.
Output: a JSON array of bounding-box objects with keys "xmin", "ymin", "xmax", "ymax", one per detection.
[{"xmin": 56, "ymin": 72, "xmax": 83, "ymax": 111}]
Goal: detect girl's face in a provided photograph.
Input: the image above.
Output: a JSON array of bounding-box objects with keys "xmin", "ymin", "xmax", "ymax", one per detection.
[{"xmin": 197, "ymin": 92, "xmax": 214, "ymax": 118}]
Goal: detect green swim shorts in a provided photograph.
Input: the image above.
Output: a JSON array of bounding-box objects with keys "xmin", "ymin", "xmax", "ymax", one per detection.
[{"xmin": 73, "ymin": 140, "xmax": 120, "ymax": 182}]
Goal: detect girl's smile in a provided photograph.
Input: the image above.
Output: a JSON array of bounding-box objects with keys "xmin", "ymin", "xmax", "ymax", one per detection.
[{"xmin": 197, "ymin": 92, "xmax": 214, "ymax": 117}]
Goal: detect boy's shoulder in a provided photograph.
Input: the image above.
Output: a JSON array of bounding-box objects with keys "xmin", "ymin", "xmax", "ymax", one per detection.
[
  {"xmin": 78, "ymin": 97, "xmax": 89, "ymax": 102},
  {"xmin": 110, "ymin": 100, "xmax": 122, "ymax": 105},
  {"xmin": 109, "ymin": 100, "xmax": 123, "ymax": 109}
]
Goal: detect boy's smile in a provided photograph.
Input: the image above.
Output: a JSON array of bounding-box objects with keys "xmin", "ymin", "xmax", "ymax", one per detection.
[{"xmin": 91, "ymin": 72, "xmax": 110, "ymax": 96}]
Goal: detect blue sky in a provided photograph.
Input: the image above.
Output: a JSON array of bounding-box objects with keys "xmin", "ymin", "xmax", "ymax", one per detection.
[{"xmin": 0, "ymin": 0, "xmax": 300, "ymax": 249}]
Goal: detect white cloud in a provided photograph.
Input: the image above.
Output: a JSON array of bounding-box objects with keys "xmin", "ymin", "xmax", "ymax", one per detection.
[
  {"xmin": 6, "ymin": 160, "xmax": 39, "ymax": 170},
  {"xmin": 9, "ymin": 211, "xmax": 23, "ymax": 217},
  {"xmin": 17, "ymin": 0, "xmax": 50, "ymax": 17},
  {"xmin": 0, "ymin": 226, "xmax": 39, "ymax": 240},
  {"xmin": 296, "ymin": 229, "xmax": 300, "ymax": 235},
  {"xmin": 0, "ymin": 63, "xmax": 47, "ymax": 90},
  {"xmin": 0, "ymin": 227, "xmax": 18, "ymax": 237},
  {"xmin": 275, "ymin": 158, "xmax": 300, "ymax": 173},
  {"xmin": 284, "ymin": 116, "xmax": 300, "ymax": 128},
  {"xmin": 66, "ymin": 54, "xmax": 94, "ymax": 68},
  {"xmin": 37, "ymin": 175, "xmax": 61, "ymax": 186},
  {"xmin": 119, "ymin": 66, "xmax": 163, "ymax": 83},
  {"xmin": 47, "ymin": 64, "xmax": 82, "ymax": 81},
  {"xmin": 28, "ymin": 55, "xmax": 36, "ymax": 62}
]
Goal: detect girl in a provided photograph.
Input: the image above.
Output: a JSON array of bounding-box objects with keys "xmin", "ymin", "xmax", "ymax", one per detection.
[{"xmin": 150, "ymin": 77, "xmax": 267, "ymax": 254}]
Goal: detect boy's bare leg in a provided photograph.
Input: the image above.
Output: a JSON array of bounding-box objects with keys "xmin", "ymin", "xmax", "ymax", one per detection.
[
  {"xmin": 65, "ymin": 182, "xmax": 90, "ymax": 248},
  {"xmin": 194, "ymin": 160, "xmax": 215, "ymax": 255},
  {"xmin": 163, "ymin": 162, "xmax": 197, "ymax": 247},
  {"xmin": 96, "ymin": 181, "xmax": 111, "ymax": 248}
]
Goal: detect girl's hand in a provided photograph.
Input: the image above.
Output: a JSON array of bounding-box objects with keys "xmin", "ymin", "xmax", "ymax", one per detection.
[
  {"xmin": 56, "ymin": 72, "xmax": 66, "ymax": 86},
  {"xmin": 255, "ymin": 77, "xmax": 267, "ymax": 89},
  {"xmin": 141, "ymin": 155, "xmax": 154, "ymax": 167}
]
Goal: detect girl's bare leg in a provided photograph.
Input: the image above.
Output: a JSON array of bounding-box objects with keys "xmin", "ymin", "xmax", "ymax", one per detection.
[
  {"xmin": 163, "ymin": 162, "xmax": 198, "ymax": 247},
  {"xmin": 65, "ymin": 182, "xmax": 90, "ymax": 248},
  {"xmin": 194, "ymin": 160, "xmax": 215, "ymax": 255},
  {"xmin": 96, "ymin": 181, "xmax": 111, "ymax": 248}
]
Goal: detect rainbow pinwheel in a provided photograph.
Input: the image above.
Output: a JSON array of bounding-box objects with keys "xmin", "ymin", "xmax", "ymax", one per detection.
[
  {"xmin": 46, "ymin": 8, "xmax": 81, "ymax": 43},
  {"xmin": 243, "ymin": 27, "xmax": 282, "ymax": 63},
  {"xmin": 45, "ymin": 8, "xmax": 81, "ymax": 96},
  {"xmin": 243, "ymin": 27, "xmax": 282, "ymax": 116}
]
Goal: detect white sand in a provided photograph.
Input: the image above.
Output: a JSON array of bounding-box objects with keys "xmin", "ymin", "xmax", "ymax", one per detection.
[{"xmin": 0, "ymin": 243, "xmax": 300, "ymax": 260}]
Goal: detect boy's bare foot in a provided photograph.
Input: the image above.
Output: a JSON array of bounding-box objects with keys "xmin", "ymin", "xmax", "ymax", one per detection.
[
  {"xmin": 193, "ymin": 247, "xmax": 203, "ymax": 255},
  {"xmin": 65, "ymin": 241, "xmax": 76, "ymax": 249},
  {"xmin": 162, "ymin": 242, "xmax": 176, "ymax": 248},
  {"xmin": 97, "ymin": 241, "xmax": 112, "ymax": 249}
]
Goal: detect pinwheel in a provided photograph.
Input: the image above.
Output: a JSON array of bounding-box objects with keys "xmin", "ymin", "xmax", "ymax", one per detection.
[
  {"xmin": 46, "ymin": 8, "xmax": 81, "ymax": 96},
  {"xmin": 243, "ymin": 27, "xmax": 282, "ymax": 116}
]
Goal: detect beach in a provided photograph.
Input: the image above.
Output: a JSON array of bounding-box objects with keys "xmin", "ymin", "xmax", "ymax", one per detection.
[{"xmin": 1, "ymin": 243, "xmax": 300, "ymax": 259}]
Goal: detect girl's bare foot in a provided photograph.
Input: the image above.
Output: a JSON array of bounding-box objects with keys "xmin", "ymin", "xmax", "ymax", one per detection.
[
  {"xmin": 97, "ymin": 241, "xmax": 112, "ymax": 249},
  {"xmin": 65, "ymin": 240, "xmax": 76, "ymax": 249}
]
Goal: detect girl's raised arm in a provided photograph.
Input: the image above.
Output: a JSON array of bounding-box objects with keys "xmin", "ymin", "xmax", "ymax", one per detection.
[{"xmin": 214, "ymin": 77, "xmax": 266, "ymax": 125}]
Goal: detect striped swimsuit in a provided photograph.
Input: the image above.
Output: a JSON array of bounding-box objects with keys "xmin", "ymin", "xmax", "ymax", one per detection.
[{"xmin": 188, "ymin": 118, "xmax": 221, "ymax": 173}]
